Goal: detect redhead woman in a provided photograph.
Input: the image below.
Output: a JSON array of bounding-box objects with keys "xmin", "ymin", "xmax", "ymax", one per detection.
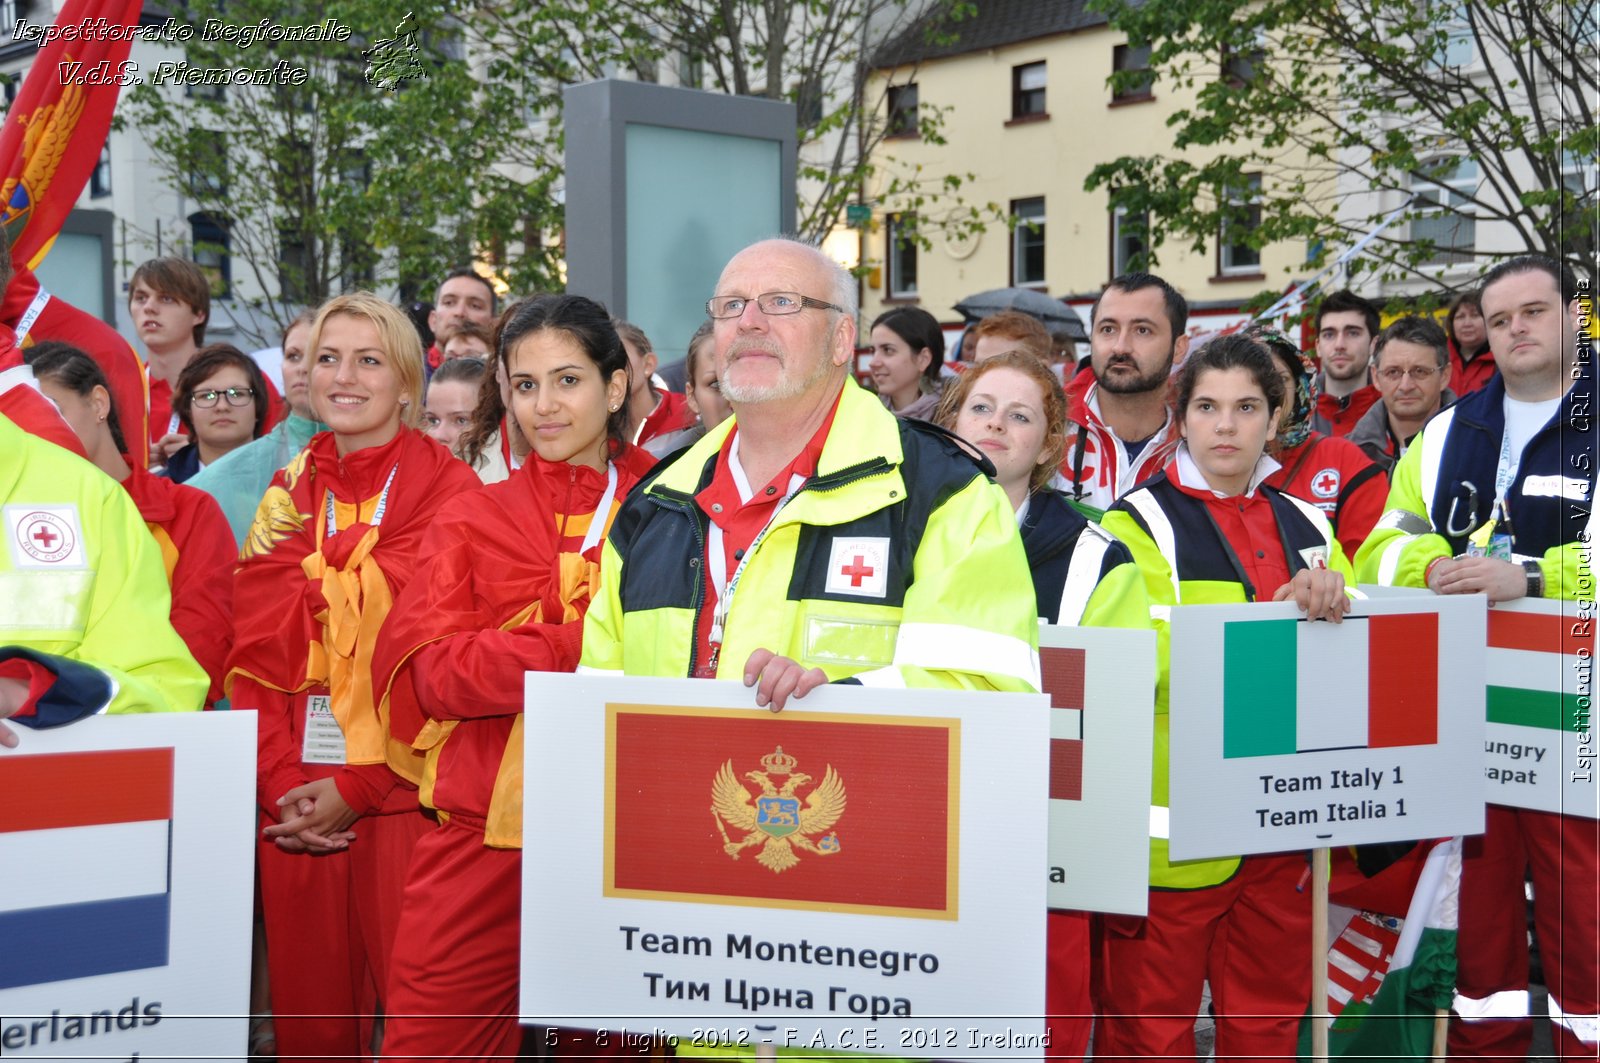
[
  {"xmin": 226, "ymin": 293, "xmax": 480, "ymax": 1060},
  {"xmin": 938, "ymin": 350, "xmax": 1147, "ymax": 1060},
  {"xmin": 375, "ymin": 294, "xmax": 657, "ymax": 1057},
  {"xmin": 1098, "ymin": 334, "xmax": 1353, "ymax": 1061}
]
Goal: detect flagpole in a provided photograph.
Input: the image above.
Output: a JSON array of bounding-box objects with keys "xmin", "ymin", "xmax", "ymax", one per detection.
[{"xmin": 1311, "ymin": 846, "xmax": 1330, "ymax": 1061}]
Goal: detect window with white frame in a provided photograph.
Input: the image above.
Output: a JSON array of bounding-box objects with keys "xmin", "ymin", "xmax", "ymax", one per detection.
[
  {"xmin": 1219, "ymin": 173, "xmax": 1262, "ymax": 274},
  {"xmin": 1112, "ymin": 207, "xmax": 1149, "ymax": 276},
  {"xmin": 886, "ymin": 213, "xmax": 918, "ymax": 298},
  {"xmin": 1011, "ymin": 198, "xmax": 1046, "ymax": 286},
  {"xmin": 1412, "ymin": 157, "xmax": 1477, "ymax": 266}
]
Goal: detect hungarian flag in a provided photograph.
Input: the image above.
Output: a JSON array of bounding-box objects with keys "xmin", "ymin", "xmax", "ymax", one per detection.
[
  {"xmin": 0, "ymin": 0, "xmax": 149, "ymax": 456},
  {"xmin": 0, "ymin": 748, "xmax": 174, "ymax": 989},
  {"xmin": 605, "ymin": 705, "xmax": 958, "ymax": 919},
  {"xmin": 1487, "ymin": 607, "xmax": 1589, "ymax": 733},
  {"xmin": 1222, "ymin": 613, "xmax": 1438, "ymax": 758},
  {"xmin": 1299, "ymin": 838, "xmax": 1460, "ymax": 1061}
]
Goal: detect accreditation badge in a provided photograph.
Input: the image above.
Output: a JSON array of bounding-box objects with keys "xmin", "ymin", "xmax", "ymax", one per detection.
[{"xmin": 300, "ymin": 690, "xmax": 346, "ymax": 765}]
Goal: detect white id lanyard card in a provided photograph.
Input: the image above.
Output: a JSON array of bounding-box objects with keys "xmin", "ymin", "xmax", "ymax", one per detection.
[{"xmin": 301, "ymin": 693, "xmax": 347, "ymax": 765}]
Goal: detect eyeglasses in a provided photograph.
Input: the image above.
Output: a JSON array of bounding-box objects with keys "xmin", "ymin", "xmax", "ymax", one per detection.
[
  {"xmin": 191, "ymin": 387, "xmax": 257, "ymax": 408},
  {"xmin": 1375, "ymin": 366, "xmax": 1442, "ymax": 384},
  {"xmin": 706, "ymin": 291, "xmax": 846, "ymax": 319}
]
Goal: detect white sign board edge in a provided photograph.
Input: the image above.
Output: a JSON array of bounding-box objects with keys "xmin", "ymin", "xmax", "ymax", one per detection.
[
  {"xmin": 1362, "ymin": 588, "xmax": 1599, "ymax": 820},
  {"xmin": 0, "ymin": 711, "xmax": 256, "ymax": 1062},
  {"xmin": 1037, "ymin": 624, "xmax": 1155, "ymax": 915},
  {"xmin": 519, "ymin": 674, "xmax": 1051, "ymax": 1061},
  {"xmin": 1168, "ymin": 597, "xmax": 1486, "ymax": 860}
]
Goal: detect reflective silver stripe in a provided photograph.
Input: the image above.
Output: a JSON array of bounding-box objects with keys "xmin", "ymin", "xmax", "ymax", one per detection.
[
  {"xmin": 894, "ymin": 622, "xmax": 1041, "ymax": 688},
  {"xmin": 574, "ymin": 664, "xmax": 622, "ymax": 677},
  {"xmin": 1123, "ymin": 488, "xmax": 1181, "ymax": 603},
  {"xmin": 1149, "ymin": 805, "xmax": 1170, "ymax": 839},
  {"xmin": 1149, "ymin": 604, "xmax": 1172, "ymax": 623},
  {"xmin": 1417, "ymin": 407, "xmax": 1458, "ymax": 516},
  {"xmin": 1376, "ymin": 534, "xmax": 1420, "ymax": 586},
  {"xmin": 0, "ymin": 570, "xmax": 94, "ymax": 633},
  {"xmin": 1375, "ymin": 508, "xmax": 1434, "ymax": 535},
  {"xmin": 1453, "ymin": 988, "xmax": 1530, "ymax": 1021},
  {"xmin": 1548, "ymin": 993, "xmax": 1600, "ymax": 1044},
  {"xmin": 852, "ymin": 666, "xmax": 907, "ymax": 689},
  {"xmin": 1057, "ymin": 530, "xmax": 1112, "ymax": 627}
]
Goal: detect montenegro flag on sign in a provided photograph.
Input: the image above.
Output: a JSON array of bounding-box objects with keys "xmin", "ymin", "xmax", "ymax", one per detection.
[
  {"xmin": 0, "ymin": 0, "xmax": 142, "ymax": 269},
  {"xmin": 605, "ymin": 705, "xmax": 959, "ymax": 920}
]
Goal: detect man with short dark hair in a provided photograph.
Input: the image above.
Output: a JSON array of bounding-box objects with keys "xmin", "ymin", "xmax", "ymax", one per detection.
[
  {"xmin": 426, "ymin": 267, "xmax": 496, "ymax": 372},
  {"xmin": 1357, "ymin": 254, "xmax": 1597, "ymax": 1060},
  {"xmin": 1310, "ymin": 289, "xmax": 1382, "ymax": 436},
  {"xmin": 1061, "ymin": 272, "xmax": 1188, "ymax": 512},
  {"xmin": 1349, "ymin": 316, "xmax": 1456, "ymax": 472},
  {"xmin": 129, "ymin": 257, "xmax": 212, "ymax": 466}
]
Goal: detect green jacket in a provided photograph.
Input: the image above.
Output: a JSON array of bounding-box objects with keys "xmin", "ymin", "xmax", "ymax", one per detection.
[
  {"xmin": 580, "ymin": 379, "xmax": 1040, "ymax": 692},
  {"xmin": 1103, "ymin": 466, "xmax": 1354, "ymax": 889},
  {"xmin": 1, "ymin": 414, "xmax": 207, "ymax": 724}
]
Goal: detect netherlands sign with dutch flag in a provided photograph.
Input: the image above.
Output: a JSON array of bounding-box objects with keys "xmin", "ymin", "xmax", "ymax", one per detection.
[{"xmin": 0, "ymin": 748, "xmax": 174, "ymax": 990}]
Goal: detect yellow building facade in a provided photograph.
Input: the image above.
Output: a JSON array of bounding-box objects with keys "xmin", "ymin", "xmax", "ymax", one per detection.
[{"xmin": 858, "ymin": 5, "xmax": 1327, "ymax": 335}]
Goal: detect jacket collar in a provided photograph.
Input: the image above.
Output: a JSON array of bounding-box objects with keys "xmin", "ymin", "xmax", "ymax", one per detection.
[{"xmin": 1173, "ymin": 441, "xmax": 1281, "ymax": 498}]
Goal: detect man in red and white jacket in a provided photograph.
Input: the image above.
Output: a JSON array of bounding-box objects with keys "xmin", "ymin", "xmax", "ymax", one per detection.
[{"xmin": 1060, "ymin": 272, "xmax": 1188, "ymax": 514}]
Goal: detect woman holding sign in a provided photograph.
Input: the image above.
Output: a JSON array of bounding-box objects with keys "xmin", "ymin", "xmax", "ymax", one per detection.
[
  {"xmin": 374, "ymin": 295, "xmax": 656, "ymax": 1058},
  {"xmin": 227, "ymin": 294, "xmax": 479, "ymax": 1061},
  {"xmin": 939, "ymin": 349, "xmax": 1148, "ymax": 1059},
  {"xmin": 1097, "ymin": 334, "xmax": 1352, "ymax": 1059}
]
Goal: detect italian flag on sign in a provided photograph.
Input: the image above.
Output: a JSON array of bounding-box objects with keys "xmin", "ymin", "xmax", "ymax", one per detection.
[{"xmin": 1483, "ymin": 601, "xmax": 1598, "ymax": 819}]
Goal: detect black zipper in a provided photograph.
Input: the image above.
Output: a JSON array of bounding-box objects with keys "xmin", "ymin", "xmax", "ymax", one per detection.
[{"xmin": 648, "ymin": 456, "xmax": 898, "ymax": 677}]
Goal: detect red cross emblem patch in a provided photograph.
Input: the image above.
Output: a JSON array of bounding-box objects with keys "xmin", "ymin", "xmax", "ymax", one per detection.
[
  {"xmin": 824, "ymin": 537, "xmax": 890, "ymax": 598},
  {"xmin": 6, "ymin": 504, "xmax": 85, "ymax": 567},
  {"xmin": 1310, "ymin": 467, "xmax": 1341, "ymax": 499}
]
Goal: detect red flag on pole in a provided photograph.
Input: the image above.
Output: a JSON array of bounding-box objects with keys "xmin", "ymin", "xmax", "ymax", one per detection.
[{"xmin": 0, "ymin": 0, "xmax": 150, "ymax": 459}]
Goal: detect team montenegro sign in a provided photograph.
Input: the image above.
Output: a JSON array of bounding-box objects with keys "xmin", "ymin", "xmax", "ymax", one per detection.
[
  {"xmin": 1167, "ymin": 597, "xmax": 1487, "ymax": 859},
  {"xmin": 0, "ymin": 712, "xmax": 255, "ymax": 1061},
  {"xmin": 521, "ymin": 675, "xmax": 1051, "ymax": 1059}
]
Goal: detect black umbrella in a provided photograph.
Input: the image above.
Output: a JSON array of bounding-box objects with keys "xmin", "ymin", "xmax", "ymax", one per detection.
[{"xmin": 953, "ymin": 287, "xmax": 1088, "ymax": 343}]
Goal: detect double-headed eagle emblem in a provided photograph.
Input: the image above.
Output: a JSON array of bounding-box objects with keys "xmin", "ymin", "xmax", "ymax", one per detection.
[{"xmin": 711, "ymin": 746, "xmax": 845, "ymax": 873}]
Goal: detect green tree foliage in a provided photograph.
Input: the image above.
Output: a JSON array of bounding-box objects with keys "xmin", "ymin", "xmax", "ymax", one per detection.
[
  {"xmin": 1086, "ymin": 0, "xmax": 1596, "ymax": 294},
  {"xmin": 124, "ymin": 0, "xmax": 572, "ymax": 325}
]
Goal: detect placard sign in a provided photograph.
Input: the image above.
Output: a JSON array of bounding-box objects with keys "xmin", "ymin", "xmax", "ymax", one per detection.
[
  {"xmin": 0, "ymin": 712, "xmax": 255, "ymax": 1061},
  {"xmin": 1167, "ymin": 597, "xmax": 1486, "ymax": 859},
  {"xmin": 520, "ymin": 676, "xmax": 1051, "ymax": 1061},
  {"xmin": 1038, "ymin": 624, "xmax": 1155, "ymax": 915},
  {"xmin": 1482, "ymin": 597, "xmax": 1598, "ymax": 818}
]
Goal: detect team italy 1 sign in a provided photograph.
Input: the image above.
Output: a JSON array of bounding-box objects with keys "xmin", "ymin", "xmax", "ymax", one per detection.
[{"xmin": 1167, "ymin": 597, "xmax": 1487, "ymax": 860}]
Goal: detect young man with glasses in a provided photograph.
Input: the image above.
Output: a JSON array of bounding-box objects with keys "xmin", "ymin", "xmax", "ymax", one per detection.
[
  {"xmin": 581, "ymin": 237, "xmax": 1040, "ymax": 706},
  {"xmin": 1349, "ymin": 316, "xmax": 1456, "ymax": 473}
]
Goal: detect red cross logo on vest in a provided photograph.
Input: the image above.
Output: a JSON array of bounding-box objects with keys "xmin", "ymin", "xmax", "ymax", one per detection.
[
  {"xmin": 12, "ymin": 508, "xmax": 78, "ymax": 564},
  {"xmin": 1310, "ymin": 467, "xmax": 1341, "ymax": 499},
  {"xmin": 839, "ymin": 555, "xmax": 875, "ymax": 587},
  {"xmin": 825, "ymin": 536, "xmax": 890, "ymax": 598}
]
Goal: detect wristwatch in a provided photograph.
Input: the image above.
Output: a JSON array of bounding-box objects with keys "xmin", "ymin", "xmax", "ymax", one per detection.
[{"xmin": 1522, "ymin": 559, "xmax": 1545, "ymax": 599}]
